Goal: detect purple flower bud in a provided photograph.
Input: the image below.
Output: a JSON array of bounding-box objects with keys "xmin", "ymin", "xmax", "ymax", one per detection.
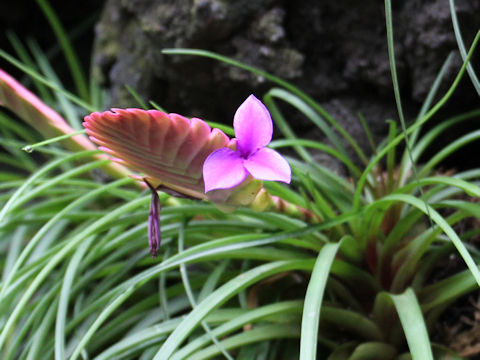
[{"xmin": 144, "ymin": 179, "xmax": 161, "ymax": 257}]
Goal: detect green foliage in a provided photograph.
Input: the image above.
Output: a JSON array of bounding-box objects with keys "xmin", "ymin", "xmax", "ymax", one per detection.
[{"xmin": 1, "ymin": 1, "xmax": 480, "ymax": 359}]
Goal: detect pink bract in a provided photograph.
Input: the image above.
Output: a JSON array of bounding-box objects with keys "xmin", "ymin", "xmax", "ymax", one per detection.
[{"xmin": 83, "ymin": 108, "xmax": 235, "ymax": 199}]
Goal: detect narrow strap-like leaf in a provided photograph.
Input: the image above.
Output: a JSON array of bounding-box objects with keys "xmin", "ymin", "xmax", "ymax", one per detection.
[
  {"xmin": 375, "ymin": 193, "xmax": 480, "ymax": 287},
  {"xmin": 390, "ymin": 288, "xmax": 433, "ymax": 360},
  {"xmin": 300, "ymin": 242, "xmax": 342, "ymax": 360},
  {"xmin": 154, "ymin": 259, "xmax": 314, "ymax": 359}
]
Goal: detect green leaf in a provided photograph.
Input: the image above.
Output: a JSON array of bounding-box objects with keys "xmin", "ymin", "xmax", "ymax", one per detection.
[
  {"xmin": 449, "ymin": 0, "xmax": 480, "ymax": 95},
  {"xmin": 300, "ymin": 242, "xmax": 341, "ymax": 360},
  {"xmin": 265, "ymin": 88, "xmax": 349, "ymax": 161},
  {"xmin": 36, "ymin": 0, "xmax": 89, "ymax": 100},
  {"xmin": 55, "ymin": 236, "xmax": 94, "ymax": 360},
  {"xmin": 390, "ymin": 288, "xmax": 433, "ymax": 360},
  {"xmin": 374, "ymin": 193, "xmax": 480, "ymax": 287},
  {"xmin": 420, "ymin": 268, "xmax": 478, "ymax": 311},
  {"xmin": 154, "ymin": 260, "xmax": 314, "ymax": 359},
  {"xmin": 349, "ymin": 342, "xmax": 397, "ymax": 360},
  {"xmin": 189, "ymin": 324, "xmax": 300, "ymax": 360},
  {"xmin": 171, "ymin": 301, "xmax": 303, "ymax": 359}
]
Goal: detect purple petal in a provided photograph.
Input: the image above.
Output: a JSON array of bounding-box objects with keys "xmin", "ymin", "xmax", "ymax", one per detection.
[
  {"xmin": 244, "ymin": 147, "xmax": 291, "ymax": 183},
  {"xmin": 234, "ymin": 95, "xmax": 273, "ymax": 157},
  {"xmin": 203, "ymin": 148, "xmax": 249, "ymax": 192}
]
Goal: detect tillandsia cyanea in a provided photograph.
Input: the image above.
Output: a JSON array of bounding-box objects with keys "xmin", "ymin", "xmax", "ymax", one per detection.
[{"xmin": 83, "ymin": 95, "xmax": 293, "ymax": 257}]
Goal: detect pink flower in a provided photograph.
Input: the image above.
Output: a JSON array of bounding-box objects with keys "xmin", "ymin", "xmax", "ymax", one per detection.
[{"xmin": 203, "ymin": 95, "xmax": 291, "ymax": 192}]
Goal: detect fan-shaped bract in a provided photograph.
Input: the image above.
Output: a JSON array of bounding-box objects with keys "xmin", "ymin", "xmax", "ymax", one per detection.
[{"xmin": 83, "ymin": 108, "xmax": 234, "ymax": 199}]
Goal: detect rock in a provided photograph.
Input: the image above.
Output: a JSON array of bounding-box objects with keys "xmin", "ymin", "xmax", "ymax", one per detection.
[{"xmin": 92, "ymin": 0, "xmax": 480, "ymax": 171}]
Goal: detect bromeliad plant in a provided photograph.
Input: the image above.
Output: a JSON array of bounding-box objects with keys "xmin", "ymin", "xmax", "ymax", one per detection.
[
  {"xmin": 0, "ymin": 0, "xmax": 480, "ymax": 359},
  {"xmin": 83, "ymin": 94, "xmax": 294, "ymax": 256}
]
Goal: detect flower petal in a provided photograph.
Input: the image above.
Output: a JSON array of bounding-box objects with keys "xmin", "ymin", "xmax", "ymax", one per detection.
[
  {"xmin": 203, "ymin": 148, "xmax": 249, "ymax": 192},
  {"xmin": 244, "ymin": 147, "xmax": 291, "ymax": 183},
  {"xmin": 234, "ymin": 94, "xmax": 273, "ymax": 157}
]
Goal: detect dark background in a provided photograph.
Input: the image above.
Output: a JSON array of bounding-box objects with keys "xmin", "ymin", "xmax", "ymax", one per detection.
[
  {"xmin": 1, "ymin": 0, "xmax": 479, "ymax": 171},
  {"xmin": 0, "ymin": 0, "xmax": 104, "ymax": 81}
]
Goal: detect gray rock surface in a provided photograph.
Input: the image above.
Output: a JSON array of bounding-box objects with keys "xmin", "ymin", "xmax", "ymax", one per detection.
[{"xmin": 92, "ymin": 0, "xmax": 480, "ymax": 170}]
